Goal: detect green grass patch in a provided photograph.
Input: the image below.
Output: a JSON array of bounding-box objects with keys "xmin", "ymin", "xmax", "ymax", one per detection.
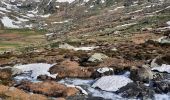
[
  {"xmin": 0, "ymin": 28, "xmax": 47, "ymax": 36},
  {"xmin": 124, "ymin": 14, "xmax": 170, "ymax": 33}
]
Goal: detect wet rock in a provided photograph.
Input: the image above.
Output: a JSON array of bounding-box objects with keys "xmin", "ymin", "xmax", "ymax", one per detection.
[
  {"xmin": 88, "ymin": 53, "xmax": 109, "ymax": 62},
  {"xmin": 153, "ymin": 81, "xmax": 170, "ymax": 93},
  {"xmin": 130, "ymin": 65, "xmax": 153, "ymax": 83},
  {"xmin": 37, "ymin": 75, "xmax": 55, "ymax": 81},
  {"xmin": 118, "ymin": 83, "xmax": 154, "ymax": 99},
  {"xmin": 91, "ymin": 67, "xmax": 114, "ymax": 79},
  {"xmin": 49, "ymin": 59, "xmax": 95, "ymax": 78},
  {"xmin": 17, "ymin": 81, "xmax": 79, "ymax": 97},
  {"xmin": 0, "ymin": 85, "xmax": 47, "ymax": 100}
]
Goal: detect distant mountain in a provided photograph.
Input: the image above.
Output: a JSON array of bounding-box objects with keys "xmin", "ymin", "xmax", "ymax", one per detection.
[{"xmin": 0, "ymin": 0, "xmax": 169, "ymax": 35}]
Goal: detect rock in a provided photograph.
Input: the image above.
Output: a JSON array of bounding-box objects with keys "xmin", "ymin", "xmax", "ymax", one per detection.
[
  {"xmin": 92, "ymin": 75, "xmax": 132, "ymax": 92},
  {"xmin": 37, "ymin": 75, "xmax": 55, "ymax": 81},
  {"xmin": 17, "ymin": 81, "xmax": 79, "ymax": 97},
  {"xmin": 49, "ymin": 59, "xmax": 95, "ymax": 78},
  {"xmin": 130, "ymin": 65, "xmax": 153, "ymax": 83},
  {"xmin": 88, "ymin": 53, "xmax": 109, "ymax": 62},
  {"xmin": 0, "ymin": 68, "xmax": 12, "ymax": 80},
  {"xmin": 0, "ymin": 85, "xmax": 47, "ymax": 100},
  {"xmin": 91, "ymin": 67, "xmax": 114, "ymax": 79},
  {"xmin": 0, "ymin": 68, "xmax": 12, "ymax": 85},
  {"xmin": 59, "ymin": 43, "xmax": 75, "ymax": 50},
  {"xmin": 117, "ymin": 83, "xmax": 154, "ymax": 99},
  {"xmin": 151, "ymin": 55, "xmax": 170, "ymax": 67},
  {"xmin": 152, "ymin": 80, "xmax": 170, "ymax": 93},
  {"xmin": 157, "ymin": 36, "xmax": 170, "ymax": 44}
]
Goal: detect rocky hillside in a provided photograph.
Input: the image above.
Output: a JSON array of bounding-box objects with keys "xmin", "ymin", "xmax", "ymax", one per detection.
[{"xmin": 0, "ymin": 0, "xmax": 170, "ymax": 100}]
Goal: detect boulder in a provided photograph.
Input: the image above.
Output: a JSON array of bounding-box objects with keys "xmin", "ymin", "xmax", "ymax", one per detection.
[
  {"xmin": 130, "ymin": 65, "xmax": 153, "ymax": 83},
  {"xmin": 59, "ymin": 43, "xmax": 75, "ymax": 50},
  {"xmin": 88, "ymin": 53, "xmax": 109, "ymax": 62},
  {"xmin": 117, "ymin": 83, "xmax": 154, "ymax": 99},
  {"xmin": 152, "ymin": 80, "xmax": 170, "ymax": 93}
]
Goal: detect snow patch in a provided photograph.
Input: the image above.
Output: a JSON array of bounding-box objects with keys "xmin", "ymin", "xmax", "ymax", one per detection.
[
  {"xmin": 152, "ymin": 64, "xmax": 170, "ymax": 73},
  {"xmin": 13, "ymin": 63, "xmax": 57, "ymax": 81},
  {"xmin": 1, "ymin": 16, "xmax": 19, "ymax": 28},
  {"xmin": 154, "ymin": 93, "xmax": 170, "ymax": 100},
  {"xmin": 167, "ymin": 21, "xmax": 170, "ymax": 26}
]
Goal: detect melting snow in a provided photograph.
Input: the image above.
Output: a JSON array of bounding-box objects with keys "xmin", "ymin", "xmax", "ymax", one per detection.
[
  {"xmin": 57, "ymin": 0, "xmax": 75, "ymax": 3},
  {"xmin": 40, "ymin": 14, "xmax": 51, "ymax": 18},
  {"xmin": 92, "ymin": 75, "xmax": 132, "ymax": 92},
  {"xmin": 59, "ymin": 78, "xmax": 124, "ymax": 100},
  {"xmin": 13, "ymin": 63, "xmax": 57, "ymax": 81},
  {"xmin": 167, "ymin": 21, "xmax": 170, "ymax": 26},
  {"xmin": 152, "ymin": 64, "xmax": 170, "ymax": 73},
  {"xmin": 0, "ymin": 7, "xmax": 10, "ymax": 12},
  {"xmin": 74, "ymin": 46, "xmax": 99, "ymax": 51},
  {"xmin": 1, "ymin": 16, "xmax": 19, "ymax": 28},
  {"xmin": 154, "ymin": 93, "xmax": 170, "ymax": 100}
]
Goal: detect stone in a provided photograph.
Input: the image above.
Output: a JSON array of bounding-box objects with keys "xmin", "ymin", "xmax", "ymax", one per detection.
[
  {"xmin": 151, "ymin": 80, "xmax": 170, "ymax": 93},
  {"xmin": 117, "ymin": 83, "xmax": 154, "ymax": 99},
  {"xmin": 130, "ymin": 65, "xmax": 153, "ymax": 83},
  {"xmin": 88, "ymin": 53, "xmax": 109, "ymax": 62},
  {"xmin": 59, "ymin": 43, "xmax": 75, "ymax": 50}
]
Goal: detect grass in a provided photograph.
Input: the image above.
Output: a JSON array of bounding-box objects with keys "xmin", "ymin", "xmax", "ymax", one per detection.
[
  {"xmin": 0, "ymin": 28, "xmax": 47, "ymax": 51},
  {"xmin": 124, "ymin": 14, "xmax": 170, "ymax": 33},
  {"xmin": 0, "ymin": 28, "xmax": 47, "ymax": 36}
]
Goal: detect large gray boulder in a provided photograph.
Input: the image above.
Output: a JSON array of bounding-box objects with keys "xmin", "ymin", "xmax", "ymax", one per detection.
[
  {"xmin": 88, "ymin": 53, "xmax": 109, "ymax": 62},
  {"xmin": 130, "ymin": 65, "xmax": 153, "ymax": 83}
]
